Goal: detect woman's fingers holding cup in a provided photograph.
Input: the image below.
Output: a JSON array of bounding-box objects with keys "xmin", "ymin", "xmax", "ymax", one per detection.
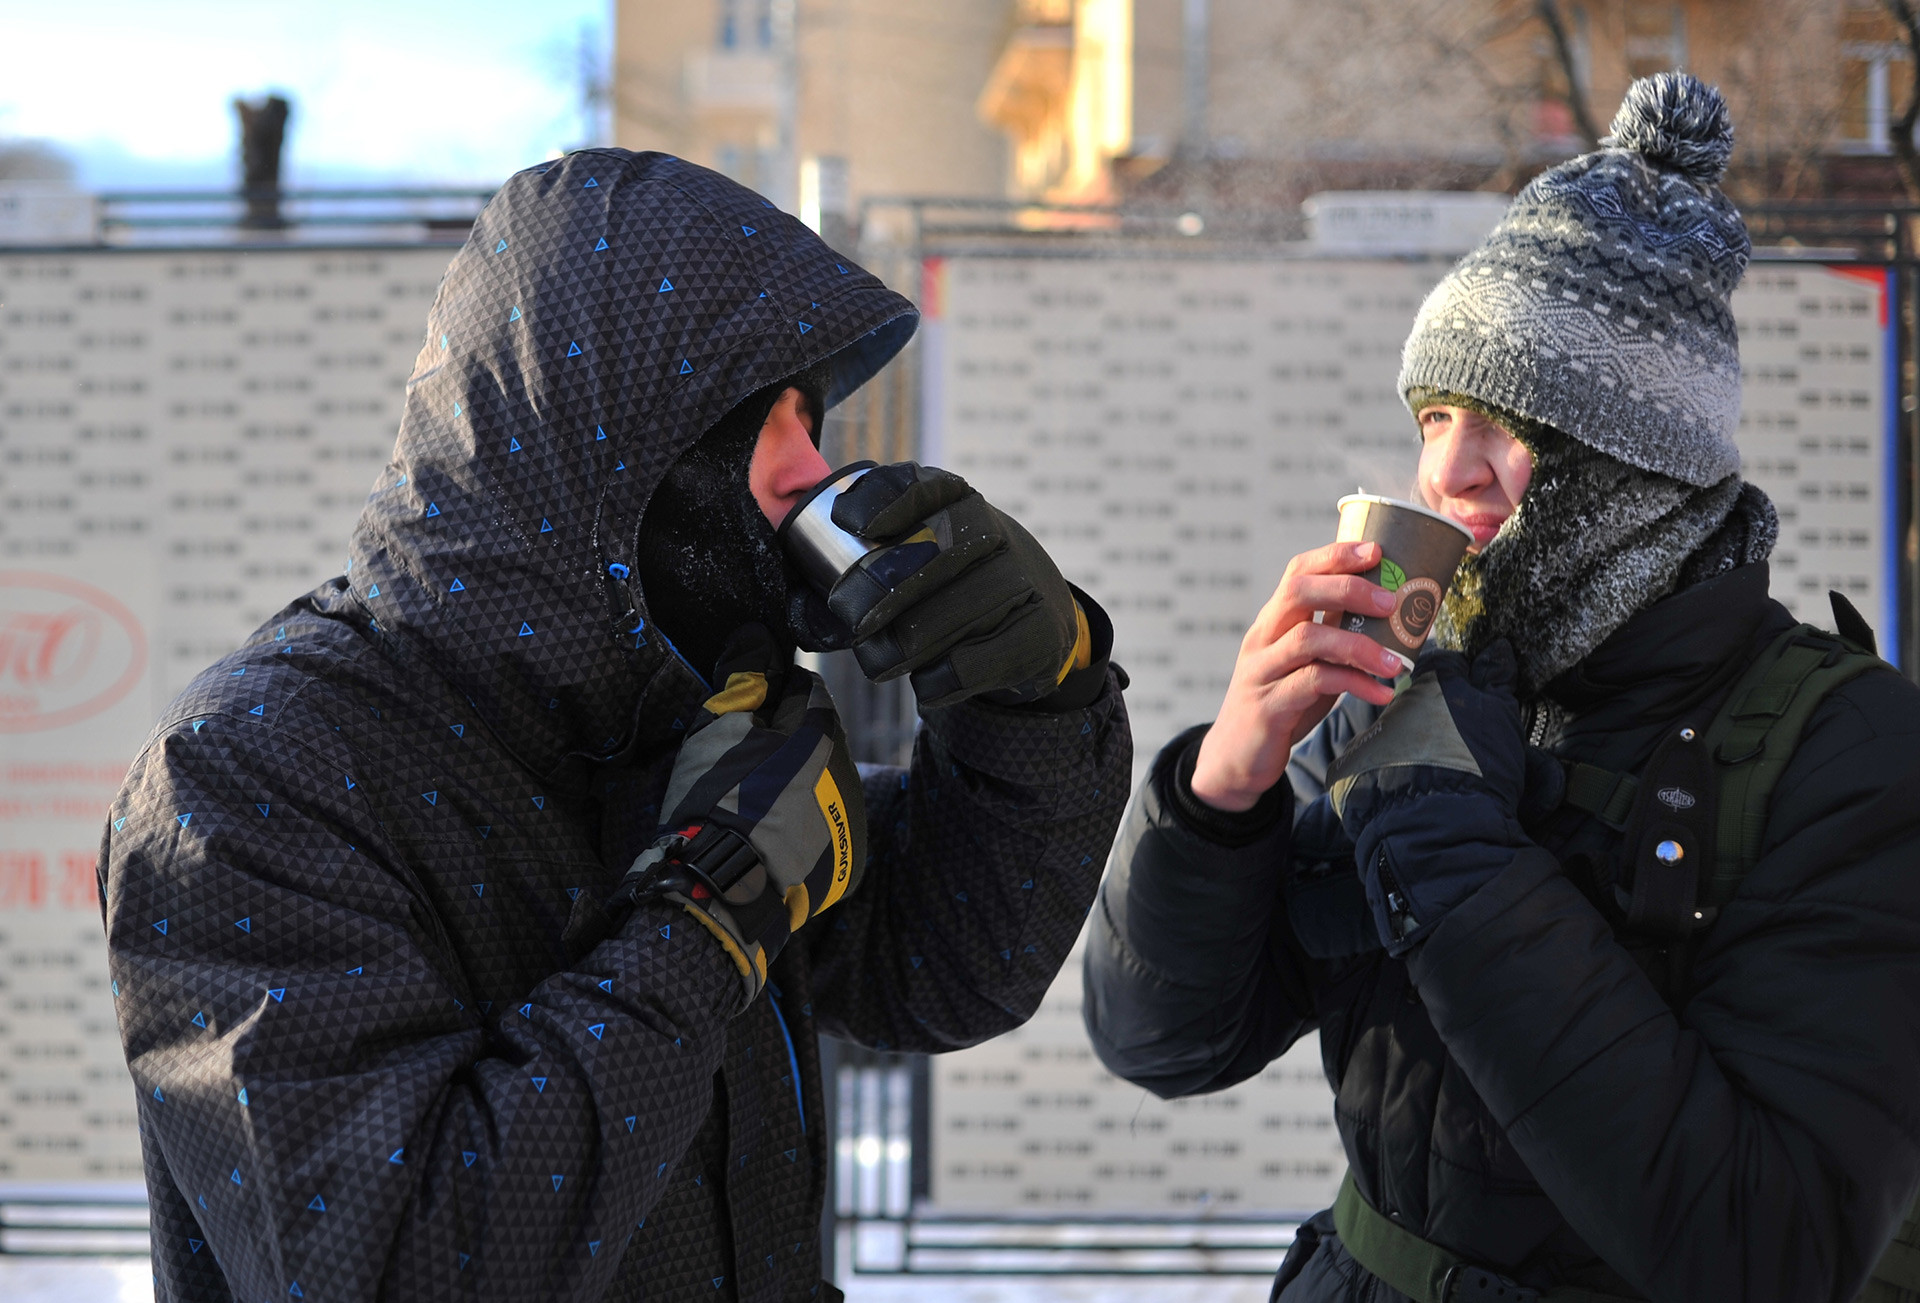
[
  {"xmin": 1285, "ymin": 571, "xmax": 1397, "ymax": 623},
  {"xmin": 1199, "ymin": 498, "xmax": 1466, "ymax": 814},
  {"xmin": 1266, "ymin": 621, "xmax": 1402, "ymax": 702},
  {"xmin": 1246, "ymin": 540, "xmax": 1382, "ymax": 645},
  {"xmin": 1284, "ymin": 658, "xmax": 1397, "ymax": 713},
  {"xmin": 1236, "ymin": 611, "xmax": 1403, "ymax": 677}
]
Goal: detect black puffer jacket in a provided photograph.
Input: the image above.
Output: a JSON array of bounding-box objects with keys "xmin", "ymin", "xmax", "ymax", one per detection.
[
  {"xmin": 102, "ymin": 151, "xmax": 1131, "ymax": 1303},
  {"xmin": 1085, "ymin": 564, "xmax": 1920, "ymax": 1302}
]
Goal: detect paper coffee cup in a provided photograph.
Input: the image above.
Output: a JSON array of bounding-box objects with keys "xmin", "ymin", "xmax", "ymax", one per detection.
[{"xmin": 1331, "ymin": 494, "xmax": 1474, "ymax": 670}]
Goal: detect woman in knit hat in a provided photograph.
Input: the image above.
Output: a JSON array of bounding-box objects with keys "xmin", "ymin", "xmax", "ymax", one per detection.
[{"xmin": 1082, "ymin": 73, "xmax": 1920, "ymax": 1302}]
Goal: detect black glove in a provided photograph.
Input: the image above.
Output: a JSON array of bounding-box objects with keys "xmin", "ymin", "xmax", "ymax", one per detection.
[
  {"xmin": 615, "ymin": 625, "xmax": 867, "ymax": 1002},
  {"xmin": 825, "ymin": 462, "xmax": 1092, "ymax": 709},
  {"xmin": 1327, "ymin": 640, "xmax": 1536, "ymax": 955}
]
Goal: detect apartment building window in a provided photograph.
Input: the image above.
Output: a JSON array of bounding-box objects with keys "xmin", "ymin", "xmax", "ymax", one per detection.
[
  {"xmin": 718, "ymin": 0, "xmax": 774, "ymax": 50},
  {"xmin": 1624, "ymin": 1, "xmax": 1687, "ymax": 79},
  {"xmin": 1842, "ymin": 44, "xmax": 1913, "ymax": 152},
  {"xmin": 1841, "ymin": 1, "xmax": 1915, "ymax": 153}
]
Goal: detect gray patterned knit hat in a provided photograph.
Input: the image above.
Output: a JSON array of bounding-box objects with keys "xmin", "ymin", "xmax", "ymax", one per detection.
[{"xmin": 1398, "ymin": 73, "xmax": 1750, "ymax": 487}]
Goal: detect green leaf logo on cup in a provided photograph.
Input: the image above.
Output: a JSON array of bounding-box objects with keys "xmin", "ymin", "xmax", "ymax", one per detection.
[{"xmin": 1332, "ymin": 495, "xmax": 1474, "ymax": 671}]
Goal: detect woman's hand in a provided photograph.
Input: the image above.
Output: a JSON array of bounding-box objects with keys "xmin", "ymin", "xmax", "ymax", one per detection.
[{"xmin": 1189, "ymin": 541, "xmax": 1404, "ymax": 813}]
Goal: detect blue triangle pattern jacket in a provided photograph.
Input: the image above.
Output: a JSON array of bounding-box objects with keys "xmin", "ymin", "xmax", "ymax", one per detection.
[{"xmin": 101, "ymin": 150, "xmax": 1131, "ymax": 1303}]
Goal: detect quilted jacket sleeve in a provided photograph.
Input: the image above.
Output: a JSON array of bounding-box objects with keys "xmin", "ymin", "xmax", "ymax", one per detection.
[
  {"xmin": 1082, "ymin": 696, "xmax": 1381, "ymax": 1097},
  {"xmin": 105, "ymin": 712, "xmax": 741, "ymax": 1303},
  {"xmin": 1082, "ymin": 726, "xmax": 1316, "ymax": 1096},
  {"xmin": 1407, "ymin": 669, "xmax": 1920, "ymax": 1303},
  {"xmin": 804, "ymin": 666, "xmax": 1130, "ymax": 1052}
]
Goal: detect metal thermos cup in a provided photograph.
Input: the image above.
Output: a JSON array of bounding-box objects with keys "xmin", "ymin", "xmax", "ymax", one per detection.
[{"xmin": 777, "ymin": 461, "xmax": 881, "ymax": 594}]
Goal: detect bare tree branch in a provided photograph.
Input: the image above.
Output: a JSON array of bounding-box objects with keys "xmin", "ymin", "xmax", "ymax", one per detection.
[
  {"xmin": 1536, "ymin": 0, "xmax": 1602, "ymax": 148},
  {"xmin": 1882, "ymin": 0, "xmax": 1920, "ymax": 202}
]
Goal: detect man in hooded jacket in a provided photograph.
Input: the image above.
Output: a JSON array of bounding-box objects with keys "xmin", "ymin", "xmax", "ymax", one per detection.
[
  {"xmin": 1083, "ymin": 76, "xmax": 1920, "ymax": 1302},
  {"xmin": 101, "ymin": 151, "xmax": 1130, "ymax": 1302}
]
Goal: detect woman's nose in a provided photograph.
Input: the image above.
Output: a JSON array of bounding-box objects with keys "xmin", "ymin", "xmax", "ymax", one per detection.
[{"xmin": 1427, "ymin": 431, "xmax": 1495, "ymax": 502}]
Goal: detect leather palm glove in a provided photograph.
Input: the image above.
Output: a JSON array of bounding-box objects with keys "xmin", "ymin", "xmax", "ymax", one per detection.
[
  {"xmin": 825, "ymin": 462, "xmax": 1093, "ymax": 709},
  {"xmin": 1327, "ymin": 640, "xmax": 1553, "ymax": 955},
  {"xmin": 615, "ymin": 624, "xmax": 867, "ymax": 1002}
]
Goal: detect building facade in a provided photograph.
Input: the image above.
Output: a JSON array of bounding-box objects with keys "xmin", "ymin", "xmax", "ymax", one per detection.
[
  {"xmin": 1010, "ymin": 0, "xmax": 1903, "ymax": 207},
  {"xmin": 615, "ymin": 1, "xmax": 1919, "ymax": 221},
  {"xmin": 614, "ymin": 0, "xmax": 1013, "ymax": 243}
]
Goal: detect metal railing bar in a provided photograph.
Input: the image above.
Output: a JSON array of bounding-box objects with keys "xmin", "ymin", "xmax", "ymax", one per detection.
[
  {"xmin": 875, "ymin": 1265, "xmax": 1285, "ymax": 1276},
  {"xmin": 97, "ymin": 188, "xmax": 498, "ymax": 203},
  {"xmin": 900, "ymin": 1211, "xmax": 1313, "ymax": 1224},
  {"xmin": 101, "ymin": 216, "xmax": 477, "ymax": 229}
]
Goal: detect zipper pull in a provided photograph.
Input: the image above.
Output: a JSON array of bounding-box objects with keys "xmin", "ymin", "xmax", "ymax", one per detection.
[{"xmin": 1376, "ymin": 848, "xmax": 1421, "ymax": 939}]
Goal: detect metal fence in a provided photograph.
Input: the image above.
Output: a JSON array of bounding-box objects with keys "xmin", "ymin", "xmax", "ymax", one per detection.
[
  {"xmin": 93, "ymin": 187, "xmax": 493, "ymax": 246},
  {"xmin": 0, "ymin": 1187, "xmax": 148, "ymax": 1257}
]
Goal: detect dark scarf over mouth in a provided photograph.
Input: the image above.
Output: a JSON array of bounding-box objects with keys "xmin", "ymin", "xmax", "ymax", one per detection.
[
  {"xmin": 633, "ymin": 364, "xmax": 849, "ymax": 680},
  {"xmin": 1414, "ymin": 392, "xmax": 1779, "ymax": 699}
]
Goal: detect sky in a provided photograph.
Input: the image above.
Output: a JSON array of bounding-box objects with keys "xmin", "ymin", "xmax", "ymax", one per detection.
[{"xmin": 0, "ymin": 0, "xmax": 611, "ymax": 190}]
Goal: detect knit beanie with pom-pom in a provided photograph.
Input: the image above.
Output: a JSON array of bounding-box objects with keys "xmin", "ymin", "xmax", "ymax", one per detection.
[
  {"xmin": 1397, "ymin": 73, "xmax": 1778, "ymax": 697},
  {"xmin": 1399, "ymin": 72, "xmax": 1750, "ymax": 489}
]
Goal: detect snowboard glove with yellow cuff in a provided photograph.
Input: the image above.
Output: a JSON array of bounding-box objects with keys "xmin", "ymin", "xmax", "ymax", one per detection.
[
  {"xmin": 825, "ymin": 462, "xmax": 1093, "ymax": 709},
  {"xmin": 616, "ymin": 624, "xmax": 867, "ymax": 1003}
]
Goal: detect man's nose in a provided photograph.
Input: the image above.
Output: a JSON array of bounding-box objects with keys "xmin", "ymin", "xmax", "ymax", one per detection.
[
  {"xmin": 769, "ymin": 434, "xmax": 830, "ymax": 498},
  {"xmin": 751, "ymin": 418, "xmax": 833, "ymax": 526}
]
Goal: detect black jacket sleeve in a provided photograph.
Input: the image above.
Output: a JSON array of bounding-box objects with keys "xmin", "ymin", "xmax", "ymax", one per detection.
[
  {"xmin": 1407, "ymin": 669, "xmax": 1920, "ymax": 1303},
  {"xmin": 1082, "ymin": 725, "xmax": 1315, "ymax": 1097},
  {"xmin": 1082, "ymin": 695, "xmax": 1382, "ymax": 1098},
  {"xmin": 803, "ymin": 662, "xmax": 1131, "ymax": 1053},
  {"xmin": 106, "ymin": 714, "xmax": 744, "ymax": 1303}
]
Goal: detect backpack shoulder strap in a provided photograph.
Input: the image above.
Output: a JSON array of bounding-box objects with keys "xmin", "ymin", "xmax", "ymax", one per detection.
[
  {"xmin": 1568, "ymin": 608, "xmax": 1913, "ymax": 1294},
  {"xmin": 1699, "ymin": 622, "xmax": 1886, "ymax": 907},
  {"xmin": 1704, "ymin": 612, "xmax": 1920, "ymax": 1296}
]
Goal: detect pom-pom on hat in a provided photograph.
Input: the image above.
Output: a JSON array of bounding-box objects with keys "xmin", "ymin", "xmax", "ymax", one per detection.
[{"xmin": 1397, "ymin": 72, "xmax": 1750, "ymax": 487}]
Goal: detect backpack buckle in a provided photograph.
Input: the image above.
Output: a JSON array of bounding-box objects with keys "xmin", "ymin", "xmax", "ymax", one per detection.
[{"xmin": 1441, "ymin": 1263, "xmax": 1541, "ymax": 1303}]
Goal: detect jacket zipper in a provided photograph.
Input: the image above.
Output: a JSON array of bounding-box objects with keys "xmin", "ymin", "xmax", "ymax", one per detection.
[{"xmin": 1376, "ymin": 847, "xmax": 1420, "ymax": 941}]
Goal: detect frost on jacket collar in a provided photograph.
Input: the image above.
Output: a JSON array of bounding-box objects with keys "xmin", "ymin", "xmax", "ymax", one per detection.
[{"xmin": 345, "ymin": 150, "xmax": 916, "ymax": 781}]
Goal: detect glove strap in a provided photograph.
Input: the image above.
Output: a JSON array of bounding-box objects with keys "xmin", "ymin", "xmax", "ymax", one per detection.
[
  {"xmin": 671, "ymin": 821, "xmax": 761, "ymax": 893},
  {"xmin": 618, "ymin": 823, "xmax": 794, "ymax": 1002}
]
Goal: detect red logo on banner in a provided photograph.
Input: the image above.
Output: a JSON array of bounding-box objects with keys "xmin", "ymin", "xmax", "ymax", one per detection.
[{"xmin": 0, "ymin": 573, "xmax": 147, "ymax": 733}]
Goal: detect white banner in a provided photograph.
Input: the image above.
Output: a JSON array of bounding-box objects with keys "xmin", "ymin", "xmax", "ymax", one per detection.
[{"xmin": 0, "ymin": 246, "xmax": 454, "ymax": 1182}]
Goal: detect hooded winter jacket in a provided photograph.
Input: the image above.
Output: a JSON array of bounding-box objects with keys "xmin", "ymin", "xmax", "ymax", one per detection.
[
  {"xmin": 1084, "ymin": 563, "xmax": 1920, "ymax": 1302},
  {"xmin": 102, "ymin": 151, "xmax": 1131, "ymax": 1303}
]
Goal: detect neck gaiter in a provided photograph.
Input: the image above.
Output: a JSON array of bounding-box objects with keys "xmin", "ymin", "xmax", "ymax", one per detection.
[
  {"xmin": 633, "ymin": 365, "xmax": 844, "ymax": 680},
  {"xmin": 1417, "ymin": 394, "xmax": 1776, "ymax": 697}
]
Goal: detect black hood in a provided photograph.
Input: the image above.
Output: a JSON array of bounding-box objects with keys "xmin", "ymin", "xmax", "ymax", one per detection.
[{"xmin": 345, "ymin": 150, "xmax": 917, "ymax": 779}]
